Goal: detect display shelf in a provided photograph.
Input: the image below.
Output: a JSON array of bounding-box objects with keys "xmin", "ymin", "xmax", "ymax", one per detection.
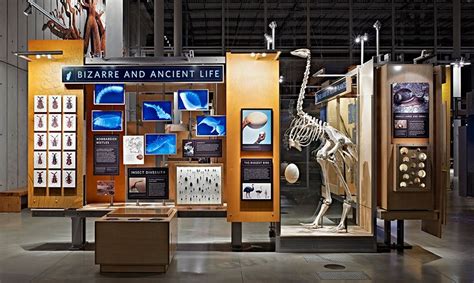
[{"xmin": 280, "ymin": 225, "xmax": 373, "ymax": 237}]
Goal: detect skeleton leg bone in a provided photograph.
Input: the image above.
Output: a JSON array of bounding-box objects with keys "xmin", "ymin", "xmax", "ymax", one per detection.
[
  {"xmin": 300, "ymin": 155, "xmax": 333, "ymax": 228},
  {"xmin": 327, "ymin": 156, "xmax": 354, "ymax": 232}
]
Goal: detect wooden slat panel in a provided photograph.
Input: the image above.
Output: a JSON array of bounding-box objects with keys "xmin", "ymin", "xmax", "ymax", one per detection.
[
  {"xmin": 28, "ymin": 40, "xmax": 84, "ymax": 208},
  {"xmin": 225, "ymin": 52, "xmax": 280, "ymax": 223}
]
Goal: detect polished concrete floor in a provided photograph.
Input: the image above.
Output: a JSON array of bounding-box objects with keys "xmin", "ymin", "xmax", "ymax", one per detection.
[{"xmin": 0, "ymin": 191, "xmax": 473, "ymax": 282}]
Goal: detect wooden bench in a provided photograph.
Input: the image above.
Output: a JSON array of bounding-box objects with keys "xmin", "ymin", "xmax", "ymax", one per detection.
[{"xmin": 0, "ymin": 187, "xmax": 28, "ymax": 212}]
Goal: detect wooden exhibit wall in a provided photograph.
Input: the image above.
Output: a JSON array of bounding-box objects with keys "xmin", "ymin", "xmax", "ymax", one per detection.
[
  {"xmin": 358, "ymin": 60, "xmax": 375, "ymax": 233},
  {"xmin": 225, "ymin": 52, "xmax": 280, "ymax": 223},
  {"xmin": 85, "ymin": 85, "xmax": 126, "ymax": 203},
  {"xmin": 378, "ymin": 64, "xmax": 435, "ymax": 211},
  {"xmin": 28, "ymin": 40, "xmax": 84, "ymax": 208},
  {"xmin": 86, "ymin": 83, "xmax": 226, "ymax": 203}
]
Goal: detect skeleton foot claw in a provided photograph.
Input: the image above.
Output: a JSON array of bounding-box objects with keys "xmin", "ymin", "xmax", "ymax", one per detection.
[
  {"xmin": 300, "ymin": 222, "xmax": 320, "ymax": 229},
  {"xmin": 332, "ymin": 224, "xmax": 347, "ymax": 233}
]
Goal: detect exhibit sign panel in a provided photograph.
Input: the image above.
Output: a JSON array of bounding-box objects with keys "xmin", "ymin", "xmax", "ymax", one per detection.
[
  {"xmin": 182, "ymin": 139, "xmax": 223, "ymax": 158},
  {"xmin": 392, "ymin": 82, "xmax": 429, "ymax": 138},
  {"xmin": 123, "ymin": 136, "xmax": 145, "ymax": 165},
  {"xmin": 94, "ymin": 135, "xmax": 120, "ymax": 175},
  {"xmin": 241, "ymin": 159, "xmax": 273, "ymax": 201},
  {"xmin": 62, "ymin": 65, "xmax": 225, "ymax": 83},
  {"xmin": 128, "ymin": 168, "xmax": 169, "ymax": 200}
]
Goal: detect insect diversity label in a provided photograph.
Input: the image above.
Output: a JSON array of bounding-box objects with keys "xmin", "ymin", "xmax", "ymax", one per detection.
[{"xmin": 127, "ymin": 168, "xmax": 169, "ymax": 200}]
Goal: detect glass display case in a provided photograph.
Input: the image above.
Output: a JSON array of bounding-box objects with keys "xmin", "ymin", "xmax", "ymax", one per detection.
[{"xmin": 277, "ymin": 61, "xmax": 376, "ymax": 252}]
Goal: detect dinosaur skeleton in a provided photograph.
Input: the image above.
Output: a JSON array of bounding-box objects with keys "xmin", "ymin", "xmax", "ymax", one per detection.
[{"xmin": 284, "ymin": 48, "xmax": 358, "ymax": 232}]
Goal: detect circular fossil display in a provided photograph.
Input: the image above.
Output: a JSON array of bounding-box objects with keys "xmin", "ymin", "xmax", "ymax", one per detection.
[
  {"xmin": 400, "ymin": 182, "xmax": 407, "ymax": 188},
  {"xmin": 403, "ymin": 157, "xmax": 410, "ymax": 162},
  {"xmin": 400, "ymin": 147, "xmax": 409, "ymax": 155},
  {"xmin": 414, "ymin": 177, "xmax": 421, "ymax": 184},
  {"xmin": 418, "ymin": 162, "xmax": 425, "ymax": 169},
  {"xmin": 420, "ymin": 183, "xmax": 426, "ymax": 188},
  {"xmin": 402, "ymin": 174, "xmax": 410, "ymax": 180},
  {"xmin": 418, "ymin": 170, "xmax": 427, "ymax": 178},
  {"xmin": 418, "ymin": 153, "xmax": 427, "ymax": 161},
  {"xmin": 411, "ymin": 163, "xmax": 417, "ymax": 168},
  {"xmin": 399, "ymin": 164, "xmax": 408, "ymax": 172}
]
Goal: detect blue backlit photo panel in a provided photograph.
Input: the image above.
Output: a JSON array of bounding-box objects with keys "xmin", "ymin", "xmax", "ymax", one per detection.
[
  {"xmin": 145, "ymin": 134, "xmax": 177, "ymax": 155},
  {"xmin": 196, "ymin": 116, "xmax": 226, "ymax": 137},
  {"xmin": 142, "ymin": 101, "xmax": 172, "ymax": 121},
  {"xmin": 94, "ymin": 84, "xmax": 125, "ymax": 105},
  {"xmin": 91, "ymin": 110, "xmax": 123, "ymax": 132},
  {"xmin": 177, "ymin": 89, "xmax": 209, "ymax": 111}
]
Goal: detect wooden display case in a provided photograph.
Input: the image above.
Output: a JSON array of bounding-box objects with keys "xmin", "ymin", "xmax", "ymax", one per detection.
[{"xmin": 95, "ymin": 207, "xmax": 177, "ymax": 273}]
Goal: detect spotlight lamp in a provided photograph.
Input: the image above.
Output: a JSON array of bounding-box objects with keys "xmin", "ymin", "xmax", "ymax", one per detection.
[
  {"xmin": 355, "ymin": 33, "xmax": 369, "ymax": 65},
  {"xmin": 451, "ymin": 57, "xmax": 471, "ymax": 67},
  {"xmin": 24, "ymin": 3, "xmax": 32, "ymax": 16}
]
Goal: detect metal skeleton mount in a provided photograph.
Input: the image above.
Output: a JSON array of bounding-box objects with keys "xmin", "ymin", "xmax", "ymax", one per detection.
[{"xmin": 284, "ymin": 48, "xmax": 358, "ymax": 232}]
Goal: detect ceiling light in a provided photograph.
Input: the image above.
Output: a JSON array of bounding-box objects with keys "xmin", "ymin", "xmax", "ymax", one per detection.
[
  {"xmin": 355, "ymin": 37, "xmax": 361, "ymax": 43},
  {"xmin": 36, "ymin": 54, "xmax": 41, "ymax": 59},
  {"xmin": 262, "ymin": 53, "xmax": 267, "ymax": 57},
  {"xmin": 24, "ymin": 4, "xmax": 32, "ymax": 16},
  {"xmin": 47, "ymin": 54, "xmax": 52, "ymax": 59},
  {"xmin": 250, "ymin": 52, "xmax": 256, "ymax": 57}
]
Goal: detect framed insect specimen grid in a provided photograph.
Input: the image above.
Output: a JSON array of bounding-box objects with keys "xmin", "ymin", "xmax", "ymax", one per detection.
[
  {"xmin": 32, "ymin": 94, "xmax": 78, "ymax": 192},
  {"xmin": 175, "ymin": 164, "xmax": 223, "ymax": 206}
]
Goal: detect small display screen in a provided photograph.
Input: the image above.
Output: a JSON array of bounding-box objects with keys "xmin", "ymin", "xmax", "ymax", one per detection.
[
  {"xmin": 94, "ymin": 84, "xmax": 125, "ymax": 105},
  {"xmin": 145, "ymin": 134, "xmax": 177, "ymax": 155},
  {"xmin": 177, "ymin": 89, "xmax": 209, "ymax": 111},
  {"xmin": 91, "ymin": 111, "xmax": 123, "ymax": 132},
  {"xmin": 196, "ymin": 116, "xmax": 226, "ymax": 137},
  {"xmin": 142, "ymin": 101, "xmax": 172, "ymax": 121}
]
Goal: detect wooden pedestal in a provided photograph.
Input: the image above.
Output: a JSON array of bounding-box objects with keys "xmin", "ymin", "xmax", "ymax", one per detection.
[{"xmin": 95, "ymin": 207, "xmax": 177, "ymax": 273}]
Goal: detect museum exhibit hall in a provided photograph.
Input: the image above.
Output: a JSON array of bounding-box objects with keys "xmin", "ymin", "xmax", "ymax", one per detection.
[{"xmin": 0, "ymin": 0, "xmax": 474, "ymax": 282}]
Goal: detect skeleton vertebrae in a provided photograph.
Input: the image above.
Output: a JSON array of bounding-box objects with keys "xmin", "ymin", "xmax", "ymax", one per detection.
[{"xmin": 285, "ymin": 48, "xmax": 358, "ymax": 232}]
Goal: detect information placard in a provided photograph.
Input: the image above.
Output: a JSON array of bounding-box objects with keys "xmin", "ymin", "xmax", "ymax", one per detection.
[
  {"xmin": 182, "ymin": 139, "xmax": 223, "ymax": 158},
  {"xmin": 93, "ymin": 135, "xmax": 120, "ymax": 175},
  {"xmin": 128, "ymin": 168, "xmax": 169, "ymax": 200},
  {"xmin": 241, "ymin": 159, "xmax": 273, "ymax": 201},
  {"xmin": 392, "ymin": 82, "xmax": 429, "ymax": 138}
]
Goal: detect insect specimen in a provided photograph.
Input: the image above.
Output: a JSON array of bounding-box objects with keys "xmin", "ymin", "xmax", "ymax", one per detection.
[
  {"xmin": 65, "ymin": 172, "xmax": 73, "ymax": 184},
  {"xmin": 37, "ymin": 116, "xmax": 44, "ymax": 128},
  {"xmin": 66, "ymin": 97, "xmax": 73, "ymax": 109},
  {"xmin": 52, "ymin": 115, "xmax": 59, "ymax": 128},
  {"xmin": 37, "ymin": 97, "xmax": 44, "ymax": 109},
  {"xmin": 51, "ymin": 172, "xmax": 58, "ymax": 183},
  {"xmin": 37, "ymin": 134, "xmax": 44, "ymax": 147},
  {"xmin": 66, "ymin": 135, "xmax": 73, "ymax": 147},
  {"xmin": 37, "ymin": 153, "xmax": 43, "ymax": 165},
  {"xmin": 52, "ymin": 153, "xmax": 58, "ymax": 165},
  {"xmin": 37, "ymin": 172, "xmax": 43, "ymax": 184},
  {"xmin": 51, "ymin": 135, "xmax": 59, "ymax": 147},
  {"xmin": 66, "ymin": 153, "xmax": 72, "ymax": 166},
  {"xmin": 66, "ymin": 116, "xmax": 73, "ymax": 129},
  {"xmin": 52, "ymin": 97, "xmax": 59, "ymax": 109}
]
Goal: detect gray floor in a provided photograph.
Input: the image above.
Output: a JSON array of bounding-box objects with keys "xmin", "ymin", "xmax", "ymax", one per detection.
[{"xmin": 0, "ymin": 191, "xmax": 473, "ymax": 282}]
